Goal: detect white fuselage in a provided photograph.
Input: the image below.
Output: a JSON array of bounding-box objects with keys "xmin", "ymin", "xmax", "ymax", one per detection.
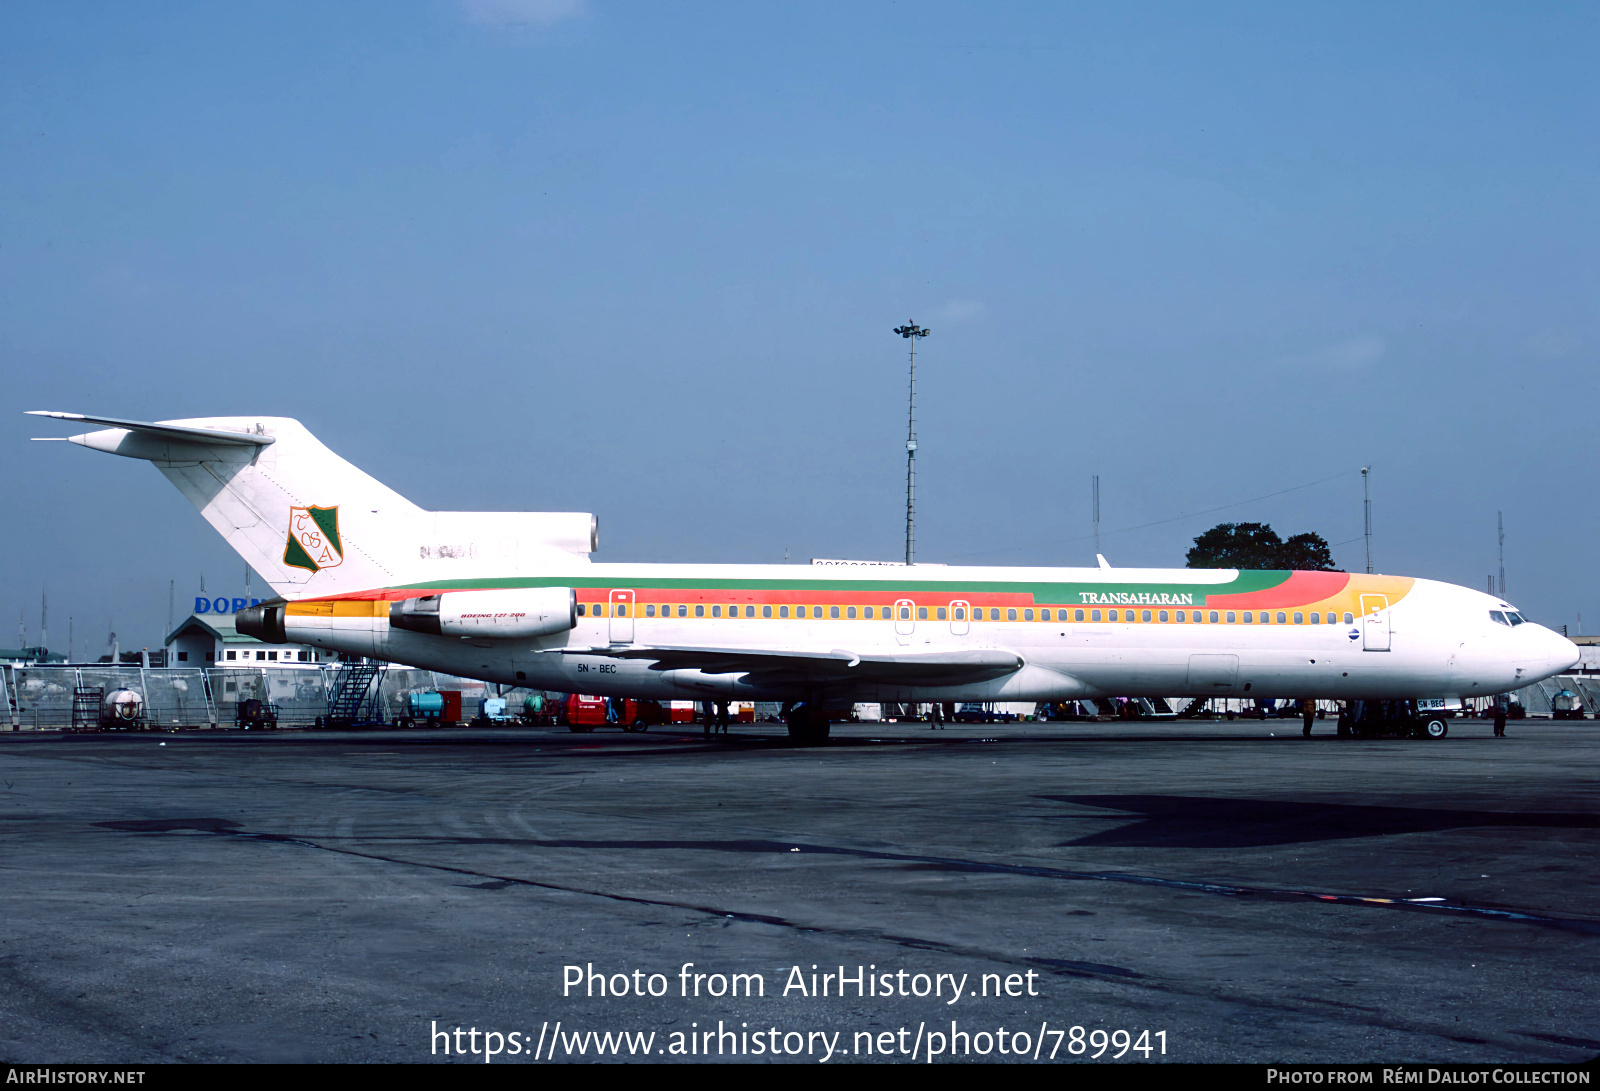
[{"xmin": 282, "ymin": 562, "xmax": 1578, "ymax": 704}]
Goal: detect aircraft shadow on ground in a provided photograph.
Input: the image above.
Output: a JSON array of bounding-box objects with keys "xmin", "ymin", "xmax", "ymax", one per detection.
[{"xmin": 1041, "ymin": 795, "xmax": 1600, "ymax": 849}]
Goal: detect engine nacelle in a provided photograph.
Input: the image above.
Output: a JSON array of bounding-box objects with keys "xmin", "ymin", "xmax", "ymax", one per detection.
[
  {"xmin": 389, "ymin": 587, "xmax": 576, "ymax": 640},
  {"xmin": 236, "ymin": 601, "xmax": 287, "ymax": 643}
]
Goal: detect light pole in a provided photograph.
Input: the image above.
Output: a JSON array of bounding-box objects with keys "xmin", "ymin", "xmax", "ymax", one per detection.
[{"xmin": 893, "ymin": 321, "xmax": 930, "ymax": 565}]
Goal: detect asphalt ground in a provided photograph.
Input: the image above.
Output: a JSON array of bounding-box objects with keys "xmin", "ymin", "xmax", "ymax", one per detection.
[{"xmin": 1, "ymin": 716, "xmax": 1597, "ymax": 1065}]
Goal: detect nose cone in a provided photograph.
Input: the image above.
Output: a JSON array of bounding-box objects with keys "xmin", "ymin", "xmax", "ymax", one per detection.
[
  {"xmin": 1547, "ymin": 631, "xmax": 1581, "ymax": 675},
  {"xmin": 1520, "ymin": 626, "xmax": 1580, "ymax": 684}
]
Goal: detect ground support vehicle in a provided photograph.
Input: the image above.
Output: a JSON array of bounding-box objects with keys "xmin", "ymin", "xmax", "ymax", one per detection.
[
  {"xmin": 236, "ymin": 698, "xmax": 278, "ymax": 731},
  {"xmin": 1337, "ymin": 699, "xmax": 1449, "ymax": 739}
]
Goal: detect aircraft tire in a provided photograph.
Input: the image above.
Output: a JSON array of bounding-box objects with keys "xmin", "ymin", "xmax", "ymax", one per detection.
[
  {"xmin": 786, "ymin": 708, "xmax": 831, "ymax": 745},
  {"xmin": 1423, "ymin": 718, "xmax": 1448, "ymax": 739}
]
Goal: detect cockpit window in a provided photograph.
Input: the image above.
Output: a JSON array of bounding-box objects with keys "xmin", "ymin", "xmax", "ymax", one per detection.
[
  {"xmin": 1489, "ymin": 610, "xmax": 1510, "ymax": 626},
  {"xmin": 1507, "ymin": 612, "xmax": 1525, "ymax": 625}
]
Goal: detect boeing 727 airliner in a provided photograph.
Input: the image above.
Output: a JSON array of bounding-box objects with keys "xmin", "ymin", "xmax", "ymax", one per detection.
[{"xmin": 29, "ymin": 412, "xmax": 1578, "ymax": 741}]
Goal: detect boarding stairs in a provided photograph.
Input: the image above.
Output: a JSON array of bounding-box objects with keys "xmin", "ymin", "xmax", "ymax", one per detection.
[
  {"xmin": 71, "ymin": 687, "xmax": 103, "ymax": 733},
  {"xmin": 325, "ymin": 661, "xmax": 386, "ymax": 728}
]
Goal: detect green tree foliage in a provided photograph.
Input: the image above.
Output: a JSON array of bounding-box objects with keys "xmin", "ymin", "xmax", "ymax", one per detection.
[{"xmin": 1186, "ymin": 522, "xmax": 1338, "ymax": 570}]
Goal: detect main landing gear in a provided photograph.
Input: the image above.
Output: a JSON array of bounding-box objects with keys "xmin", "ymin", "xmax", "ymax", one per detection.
[{"xmin": 783, "ymin": 702, "xmax": 831, "ymax": 745}]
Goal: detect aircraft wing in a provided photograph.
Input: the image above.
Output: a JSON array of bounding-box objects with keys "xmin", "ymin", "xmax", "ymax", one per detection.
[{"xmin": 561, "ymin": 644, "xmax": 1024, "ymax": 686}]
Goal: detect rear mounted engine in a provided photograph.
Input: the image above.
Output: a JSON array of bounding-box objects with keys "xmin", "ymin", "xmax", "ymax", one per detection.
[
  {"xmin": 389, "ymin": 587, "xmax": 576, "ymax": 640},
  {"xmin": 236, "ymin": 601, "xmax": 287, "ymax": 643}
]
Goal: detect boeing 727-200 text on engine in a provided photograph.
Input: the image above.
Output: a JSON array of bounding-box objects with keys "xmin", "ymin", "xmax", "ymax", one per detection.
[{"xmin": 28, "ymin": 411, "xmax": 1578, "ymax": 740}]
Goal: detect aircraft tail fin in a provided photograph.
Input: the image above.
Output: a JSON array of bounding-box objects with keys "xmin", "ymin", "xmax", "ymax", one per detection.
[{"xmin": 27, "ymin": 412, "xmax": 597, "ymax": 600}]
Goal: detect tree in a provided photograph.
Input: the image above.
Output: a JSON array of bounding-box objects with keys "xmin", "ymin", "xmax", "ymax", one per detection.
[
  {"xmin": 1186, "ymin": 522, "xmax": 1338, "ymax": 570},
  {"xmin": 1279, "ymin": 532, "xmax": 1337, "ymax": 571}
]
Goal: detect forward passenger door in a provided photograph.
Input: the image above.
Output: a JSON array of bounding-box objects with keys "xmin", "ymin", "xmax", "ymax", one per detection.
[{"xmin": 1359, "ymin": 594, "xmax": 1390, "ymax": 652}]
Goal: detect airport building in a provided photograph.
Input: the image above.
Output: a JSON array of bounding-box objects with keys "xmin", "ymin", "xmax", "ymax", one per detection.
[{"xmin": 164, "ymin": 612, "xmax": 329, "ymax": 666}]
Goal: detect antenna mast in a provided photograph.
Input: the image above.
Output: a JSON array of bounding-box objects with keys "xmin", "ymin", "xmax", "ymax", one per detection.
[
  {"xmin": 1092, "ymin": 475, "xmax": 1101, "ymax": 558},
  {"xmin": 1497, "ymin": 511, "xmax": 1505, "ymax": 598},
  {"xmin": 1362, "ymin": 467, "xmax": 1372, "ymax": 574}
]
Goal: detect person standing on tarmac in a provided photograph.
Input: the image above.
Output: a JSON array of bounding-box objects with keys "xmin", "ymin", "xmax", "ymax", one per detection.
[
  {"xmin": 1493, "ymin": 695, "xmax": 1508, "ymax": 737},
  {"xmin": 1301, "ymin": 698, "xmax": 1316, "ymax": 737}
]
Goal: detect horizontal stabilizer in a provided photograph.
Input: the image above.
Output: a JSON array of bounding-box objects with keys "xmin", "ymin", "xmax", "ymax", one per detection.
[{"xmin": 27, "ymin": 410, "xmax": 274, "ymax": 447}]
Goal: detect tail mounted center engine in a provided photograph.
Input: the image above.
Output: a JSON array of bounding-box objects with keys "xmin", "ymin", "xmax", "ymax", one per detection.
[
  {"xmin": 236, "ymin": 601, "xmax": 287, "ymax": 643},
  {"xmin": 389, "ymin": 587, "xmax": 577, "ymax": 640}
]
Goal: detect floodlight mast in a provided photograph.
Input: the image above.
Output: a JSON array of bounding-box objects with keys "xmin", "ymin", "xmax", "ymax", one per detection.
[{"xmin": 893, "ymin": 321, "xmax": 930, "ymax": 565}]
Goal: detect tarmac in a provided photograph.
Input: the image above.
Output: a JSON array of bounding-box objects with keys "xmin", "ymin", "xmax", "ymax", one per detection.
[{"xmin": 1, "ymin": 716, "xmax": 1597, "ymax": 1064}]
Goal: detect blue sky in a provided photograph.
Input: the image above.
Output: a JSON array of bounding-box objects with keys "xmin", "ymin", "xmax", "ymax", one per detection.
[{"xmin": 3, "ymin": 1, "xmax": 1596, "ymax": 655}]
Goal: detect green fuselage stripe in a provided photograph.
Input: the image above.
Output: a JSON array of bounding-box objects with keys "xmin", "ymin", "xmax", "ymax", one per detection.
[{"xmin": 363, "ymin": 569, "xmax": 1291, "ymax": 603}]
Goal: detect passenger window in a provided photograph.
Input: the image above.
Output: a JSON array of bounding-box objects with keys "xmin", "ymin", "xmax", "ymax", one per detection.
[
  {"xmin": 617, "ymin": 604, "xmax": 628, "ymax": 616},
  {"xmin": 796, "ymin": 606, "xmax": 807, "ymax": 618},
  {"xmin": 1226, "ymin": 612, "xmax": 1236, "ymax": 623},
  {"xmin": 1024, "ymin": 609, "xmax": 1033, "ymax": 621},
  {"xmin": 1142, "ymin": 610, "xmax": 1151, "ymax": 622},
  {"xmin": 763, "ymin": 605, "xmax": 772, "ymax": 618},
  {"xmin": 1210, "ymin": 611, "xmax": 1219, "ymax": 623},
  {"xmin": 1159, "ymin": 610, "xmax": 1168, "ymax": 622},
  {"xmin": 864, "ymin": 607, "xmax": 874, "ymax": 619},
  {"xmin": 954, "ymin": 607, "xmax": 965, "ymax": 620},
  {"xmin": 1309, "ymin": 611, "xmax": 1319, "ymax": 624},
  {"xmin": 677, "ymin": 604, "xmax": 687, "ymax": 617},
  {"xmin": 1293, "ymin": 612, "xmax": 1303, "ymax": 624},
  {"xmin": 780, "ymin": 606, "xmax": 789, "ymax": 618},
  {"xmin": 745, "ymin": 605, "xmax": 754, "ymax": 617},
  {"xmin": 577, "ymin": 603, "xmax": 586, "ymax": 616},
  {"xmin": 1075, "ymin": 609, "xmax": 1085, "ymax": 621},
  {"xmin": 1109, "ymin": 610, "xmax": 1118, "ymax": 621},
  {"xmin": 816, "ymin": 607, "xmax": 825, "ymax": 619},
  {"xmin": 645, "ymin": 604, "xmax": 656, "ymax": 617},
  {"xmin": 918, "ymin": 607, "xmax": 928, "ymax": 620},
  {"xmin": 830, "ymin": 606, "xmax": 840, "ymax": 619},
  {"xmin": 1040, "ymin": 609, "xmax": 1051, "ymax": 621},
  {"xmin": 937, "ymin": 607, "xmax": 947, "ymax": 620},
  {"xmin": 1277, "ymin": 612, "xmax": 1286, "ymax": 624},
  {"xmin": 847, "ymin": 606, "xmax": 857, "ymax": 619},
  {"xmin": 1243, "ymin": 612, "xmax": 1253, "ymax": 624},
  {"xmin": 1091, "ymin": 610, "xmax": 1101, "ymax": 621},
  {"xmin": 1343, "ymin": 612, "xmax": 1353, "ymax": 624},
  {"xmin": 900, "ymin": 607, "xmax": 910, "ymax": 620},
  {"xmin": 695, "ymin": 605, "xmax": 705, "ymax": 617},
  {"xmin": 712, "ymin": 605, "xmax": 721, "ymax": 618}
]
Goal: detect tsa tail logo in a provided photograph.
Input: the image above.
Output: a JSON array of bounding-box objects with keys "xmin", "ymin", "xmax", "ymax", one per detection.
[{"xmin": 285, "ymin": 505, "xmax": 343, "ymax": 573}]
